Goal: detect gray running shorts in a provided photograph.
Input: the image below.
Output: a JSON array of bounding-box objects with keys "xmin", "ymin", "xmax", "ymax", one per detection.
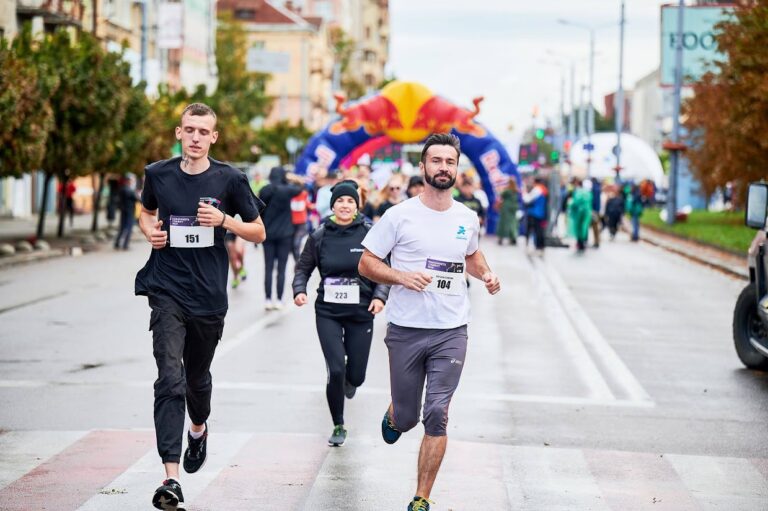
[{"xmin": 384, "ymin": 323, "xmax": 468, "ymax": 436}]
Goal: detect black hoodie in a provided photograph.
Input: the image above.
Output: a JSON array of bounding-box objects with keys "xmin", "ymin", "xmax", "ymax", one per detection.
[
  {"xmin": 292, "ymin": 215, "xmax": 390, "ymax": 321},
  {"xmin": 258, "ymin": 167, "xmax": 303, "ymax": 240}
]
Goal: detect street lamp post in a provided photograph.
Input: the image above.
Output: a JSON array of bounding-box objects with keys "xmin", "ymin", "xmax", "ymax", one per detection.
[
  {"xmin": 558, "ymin": 19, "xmax": 615, "ymax": 179},
  {"xmin": 615, "ymin": 0, "xmax": 626, "ymax": 178}
]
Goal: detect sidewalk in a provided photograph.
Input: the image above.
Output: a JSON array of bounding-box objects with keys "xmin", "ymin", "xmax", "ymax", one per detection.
[
  {"xmin": 639, "ymin": 224, "xmax": 748, "ymax": 280},
  {"xmin": 0, "ymin": 211, "xmax": 119, "ymax": 268}
]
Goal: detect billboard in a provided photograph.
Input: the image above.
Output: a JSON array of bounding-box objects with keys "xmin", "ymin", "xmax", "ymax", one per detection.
[
  {"xmin": 660, "ymin": 4, "xmax": 734, "ymax": 86},
  {"xmin": 246, "ymin": 49, "xmax": 291, "ymax": 74},
  {"xmin": 157, "ymin": 1, "xmax": 183, "ymax": 49}
]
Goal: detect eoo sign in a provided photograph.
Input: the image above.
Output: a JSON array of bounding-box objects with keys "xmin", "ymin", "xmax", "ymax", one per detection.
[{"xmin": 660, "ymin": 5, "xmax": 734, "ymax": 86}]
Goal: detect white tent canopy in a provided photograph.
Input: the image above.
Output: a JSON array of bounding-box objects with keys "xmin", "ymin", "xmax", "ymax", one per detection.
[{"xmin": 568, "ymin": 133, "xmax": 665, "ymax": 185}]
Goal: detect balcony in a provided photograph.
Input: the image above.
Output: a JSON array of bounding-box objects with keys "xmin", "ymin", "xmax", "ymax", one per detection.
[{"xmin": 16, "ymin": 0, "xmax": 85, "ymax": 29}]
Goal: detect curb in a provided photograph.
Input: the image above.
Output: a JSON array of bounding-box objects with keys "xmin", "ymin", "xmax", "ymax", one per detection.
[
  {"xmin": 639, "ymin": 228, "xmax": 748, "ymax": 281},
  {"xmin": 0, "ymin": 249, "xmax": 68, "ymax": 270}
]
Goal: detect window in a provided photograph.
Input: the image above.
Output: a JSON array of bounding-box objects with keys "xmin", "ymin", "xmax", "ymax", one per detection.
[
  {"xmin": 252, "ymin": 40, "xmax": 266, "ymax": 50},
  {"xmin": 235, "ymin": 8, "xmax": 255, "ymax": 20}
]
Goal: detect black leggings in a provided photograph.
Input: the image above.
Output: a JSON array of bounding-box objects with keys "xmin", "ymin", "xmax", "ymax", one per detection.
[
  {"xmin": 527, "ymin": 216, "xmax": 545, "ymax": 250},
  {"xmin": 263, "ymin": 236, "xmax": 292, "ymax": 300},
  {"xmin": 316, "ymin": 315, "xmax": 374, "ymax": 426}
]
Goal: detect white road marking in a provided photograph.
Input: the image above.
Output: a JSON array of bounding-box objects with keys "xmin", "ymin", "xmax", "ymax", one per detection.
[{"xmin": 531, "ymin": 256, "xmax": 653, "ymax": 404}]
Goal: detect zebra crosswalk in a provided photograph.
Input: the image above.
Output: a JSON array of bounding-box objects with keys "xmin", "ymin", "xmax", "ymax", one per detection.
[{"xmin": 0, "ymin": 429, "xmax": 766, "ymax": 510}]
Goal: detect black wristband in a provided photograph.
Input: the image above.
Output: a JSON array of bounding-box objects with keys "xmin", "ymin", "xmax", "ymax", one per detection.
[{"xmin": 219, "ymin": 213, "xmax": 227, "ymax": 228}]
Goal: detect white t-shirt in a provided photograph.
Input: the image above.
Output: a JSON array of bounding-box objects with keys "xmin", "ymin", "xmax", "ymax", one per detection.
[{"xmin": 362, "ymin": 196, "xmax": 480, "ymax": 329}]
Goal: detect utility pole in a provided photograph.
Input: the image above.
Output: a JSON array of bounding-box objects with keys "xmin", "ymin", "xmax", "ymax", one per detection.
[
  {"xmin": 568, "ymin": 62, "xmax": 575, "ymax": 143},
  {"xmin": 615, "ymin": 0, "xmax": 625, "ymax": 179},
  {"xmin": 666, "ymin": 0, "xmax": 685, "ymax": 226},
  {"xmin": 140, "ymin": 0, "xmax": 147, "ymax": 83},
  {"xmin": 578, "ymin": 84, "xmax": 586, "ymax": 144}
]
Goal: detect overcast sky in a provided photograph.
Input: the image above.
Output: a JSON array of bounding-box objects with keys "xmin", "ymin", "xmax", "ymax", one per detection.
[{"xmin": 387, "ymin": 0, "xmax": 669, "ymax": 138}]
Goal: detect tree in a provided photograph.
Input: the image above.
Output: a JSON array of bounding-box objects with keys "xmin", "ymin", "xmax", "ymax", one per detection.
[
  {"xmin": 684, "ymin": 1, "xmax": 768, "ymax": 203},
  {"xmin": 255, "ymin": 121, "xmax": 312, "ymax": 164},
  {"xmin": 16, "ymin": 29, "xmax": 133, "ymax": 238},
  {"xmin": 91, "ymin": 81, "xmax": 154, "ymax": 231},
  {"xmin": 330, "ymin": 27, "xmax": 365, "ymax": 100},
  {"xmin": 0, "ymin": 31, "xmax": 56, "ymax": 179},
  {"xmin": 207, "ymin": 13, "xmax": 272, "ymax": 162}
]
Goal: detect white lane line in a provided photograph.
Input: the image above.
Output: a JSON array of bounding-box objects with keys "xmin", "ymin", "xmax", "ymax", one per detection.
[
  {"xmin": 531, "ymin": 256, "xmax": 653, "ymax": 403},
  {"xmin": 216, "ymin": 306, "xmax": 295, "ymax": 359},
  {"xmin": 526, "ymin": 257, "xmax": 616, "ymax": 401},
  {"xmin": 0, "ymin": 379, "xmax": 652, "ymax": 408}
]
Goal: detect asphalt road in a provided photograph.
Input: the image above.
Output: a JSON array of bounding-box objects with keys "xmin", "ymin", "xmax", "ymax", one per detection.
[{"xmin": 0, "ymin": 231, "xmax": 766, "ymax": 510}]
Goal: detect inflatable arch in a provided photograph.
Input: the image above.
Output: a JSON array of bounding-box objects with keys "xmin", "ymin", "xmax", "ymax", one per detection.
[{"xmin": 295, "ymin": 81, "xmax": 519, "ymax": 232}]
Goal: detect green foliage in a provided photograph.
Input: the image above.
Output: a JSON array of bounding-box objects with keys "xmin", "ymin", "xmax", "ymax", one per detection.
[
  {"xmin": 330, "ymin": 27, "xmax": 365, "ymax": 100},
  {"xmin": 18, "ymin": 29, "xmax": 133, "ymax": 179},
  {"xmin": 685, "ymin": 2, "xmax": 768, "ymax": 203},
  {"xmin": 199, "ymin": 13, "xmax": 271, "ymax": 162},
  {"xmin": 641, "ymin": 207, "xmax": 755, "ymax": 253},
  {"xmin": 103, "ymin": 82, "xmax": 154, "ymax": 175},
  {"xmin": 0, "ymin": 29, "xmax": 56, "ymax": 177},
  {"xmin": 255, "ymin": 121, "xmax": 312, "ymax": 164}
]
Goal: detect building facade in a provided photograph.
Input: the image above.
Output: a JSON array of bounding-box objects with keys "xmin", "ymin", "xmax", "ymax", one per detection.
[
  {"xmin": 0, "ymin": 0, "xmax": 218, "ymax": 218},
  {"xmin": 279, "ymin": 0, "xmax": 389, "ymax": 94},
  {"xmin": 218, "ymin": 0, "xmax": 334, "ymax": 130}
]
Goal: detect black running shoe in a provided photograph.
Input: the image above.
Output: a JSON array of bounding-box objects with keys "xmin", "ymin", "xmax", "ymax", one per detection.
[
  {"xmin": 328, "ymin": 424, "xmax": 347, "ymax": 446},
  {"xmin": 183, "ymin": 423, "xmax": 208, "ymax": 474},
  {"xmin": 152, "ymin": 478, "xmax": 185, "ymax": 510},
  {"xmin": 344, "ymin": 379, "xmax": 357, "ymax": 399}
]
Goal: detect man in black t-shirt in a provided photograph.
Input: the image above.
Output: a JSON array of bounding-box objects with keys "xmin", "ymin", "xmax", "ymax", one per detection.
[
  {"xmin": 455, "ymin": 175, "xmax": 486, "ymax": 227},
  {"xmin": 136, "ymin": 103, "xmax": 266, "ymax": 511}
]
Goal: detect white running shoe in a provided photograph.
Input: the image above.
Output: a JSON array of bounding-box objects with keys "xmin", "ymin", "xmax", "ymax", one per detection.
[{"xmin": 265, "ymin": 299, "xmax": 274, "ymax": 311}]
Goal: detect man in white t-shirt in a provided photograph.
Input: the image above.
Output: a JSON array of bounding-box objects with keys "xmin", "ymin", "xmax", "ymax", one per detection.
[{"xmin": 359, "ymin": 133, "xmax": 501, "ymax": 511}]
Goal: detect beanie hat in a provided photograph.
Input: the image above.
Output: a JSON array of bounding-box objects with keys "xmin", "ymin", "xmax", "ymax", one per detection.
[
  {"xmin": 330, "ymin": 180, "xmax": 360, "ymax": 209},
  {"xmin": 408, "ymin": 175, "xmax": 424, "ymax": 189}
]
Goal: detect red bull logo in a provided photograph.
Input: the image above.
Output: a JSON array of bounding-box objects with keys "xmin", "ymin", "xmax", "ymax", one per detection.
[
  {"xmin": 328, "ymin": 94, "xmax": 404, "ymax": 136},
  {"xmin": 327, "ymin": 82, "xmax": 488, "ymax": 143},
  {"xmin": 412, "ymin": 96, "xmax": 487, "ymax": 138}
]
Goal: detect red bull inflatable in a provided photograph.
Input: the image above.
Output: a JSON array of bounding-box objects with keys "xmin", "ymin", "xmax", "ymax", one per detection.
[{"xmin": 295, "ymin": 81, "xmax": 519, "ymax": 232}]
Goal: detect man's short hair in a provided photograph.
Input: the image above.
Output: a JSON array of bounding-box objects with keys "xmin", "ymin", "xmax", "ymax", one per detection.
[
  {"xmin": 420, "ymin": 133, "xmax": 461, "ymax": 163},
  {"xmin": 180, "ymin": 103, "xmax": 217, "ymax": 125}
]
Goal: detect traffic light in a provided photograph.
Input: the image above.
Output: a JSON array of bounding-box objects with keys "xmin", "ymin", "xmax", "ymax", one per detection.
[
  {"xmin": 535, "ymin": 128, "xmax": 545, "ymax": 140},
  {"xmin": 519, "ymin": 145, "xmax": 530, "ymax": 165},
  {"xmin": 550, "ymin": 150, "xmax": 560, "ymax": 164}
]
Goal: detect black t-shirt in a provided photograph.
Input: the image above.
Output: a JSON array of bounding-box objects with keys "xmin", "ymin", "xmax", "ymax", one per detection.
[
  {"xmin": 135, "ymin": 157, "xmax": 260, "ymax": 315},
  {"xmin": 456, "ymin": 194, "xmax": 486, "ymax": 221},
  {"xmin": 376, "ymin": 200, "xmax": 397, "ymax": 218},
  {"xmin": 258, "ymin": 182, "xmax": 303, "ymax": 240}
]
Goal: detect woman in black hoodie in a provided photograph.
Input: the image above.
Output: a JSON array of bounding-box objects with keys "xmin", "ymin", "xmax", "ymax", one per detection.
[
  {"xmin": 292, "ymin": 180, "xmax": 390, "ymax": 446},
  {"xmin": 259, "ymin": 167, "xmax": 303, "ymax": 309}
]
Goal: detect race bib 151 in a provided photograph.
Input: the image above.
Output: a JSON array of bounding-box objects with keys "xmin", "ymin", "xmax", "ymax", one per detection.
[{"xmin": 169, "ymin": 215, "xmax": 214, "ymax": 248}]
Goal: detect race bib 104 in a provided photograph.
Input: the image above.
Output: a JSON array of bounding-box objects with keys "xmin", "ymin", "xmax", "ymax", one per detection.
[
  {"xmin": 324, "ymin": 277, "xmax": 360, "ymax": 304},
  {"xmin": 424, "ymin": 258, "xmax": 465, "ymax": 296},
  {"xmin": 169, "ymin": 215, "xmax": 214, "ymax": 248}
]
